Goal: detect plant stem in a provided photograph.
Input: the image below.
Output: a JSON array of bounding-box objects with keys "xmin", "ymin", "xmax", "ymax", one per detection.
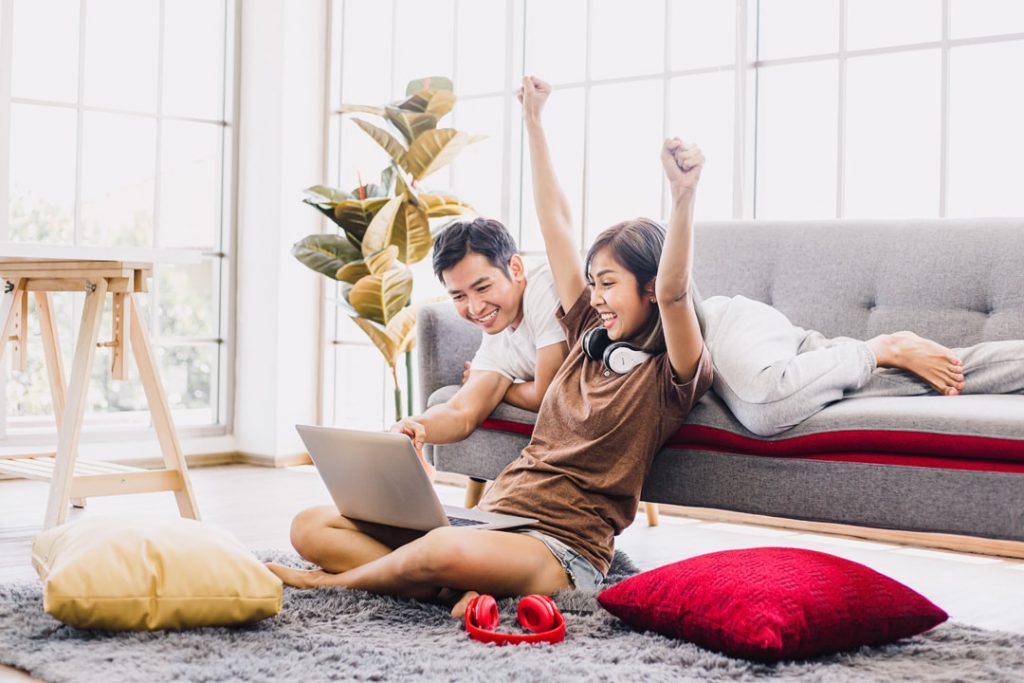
[
  {"xmin": 405, "ymin": 350, "xmax": 413, "ymax": 417},
  {"xmin": 391, "ymin": 365, "xmax": 403, "ymax": 422}
]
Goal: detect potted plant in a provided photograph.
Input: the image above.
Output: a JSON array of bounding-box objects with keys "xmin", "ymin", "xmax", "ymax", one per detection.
[{"xmin": 292, "ymin": 77, "xmax": 482, "ymax": 421}]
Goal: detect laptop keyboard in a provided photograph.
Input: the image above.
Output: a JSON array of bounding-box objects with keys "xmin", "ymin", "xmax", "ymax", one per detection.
[{"xmin": 447, "ymin": 515, "xmax": 486, "ymax": 527}]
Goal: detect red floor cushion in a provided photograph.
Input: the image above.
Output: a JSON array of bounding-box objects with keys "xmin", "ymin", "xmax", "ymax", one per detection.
[{"xmin": 597, "ymin": 547, "xmax": 948, "ymax": 662}]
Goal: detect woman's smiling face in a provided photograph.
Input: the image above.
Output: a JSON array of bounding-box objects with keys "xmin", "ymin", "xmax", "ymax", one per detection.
[{"xmin": 587, "ymin": 247, "xmax": 656, "ymax": 341}]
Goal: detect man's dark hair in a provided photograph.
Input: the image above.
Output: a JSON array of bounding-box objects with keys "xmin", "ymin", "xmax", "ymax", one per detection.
[{"xmin": 431, "ymin": 217, "xmax": 519, "ymax": 284}]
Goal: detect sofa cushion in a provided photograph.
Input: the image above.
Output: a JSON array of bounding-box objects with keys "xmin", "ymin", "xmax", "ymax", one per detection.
[
  {"xmin": 597, "ymin": 547, "xmax": 948, "ymax": 662},
  {"xmin": 429, "ymin": 386, "xmax": 1024, "ymax": 470}
]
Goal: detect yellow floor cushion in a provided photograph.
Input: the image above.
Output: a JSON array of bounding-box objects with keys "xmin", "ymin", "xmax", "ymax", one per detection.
[{"xmin": 32, "ymin": 515, "xmax": 283, "ymax": 630}]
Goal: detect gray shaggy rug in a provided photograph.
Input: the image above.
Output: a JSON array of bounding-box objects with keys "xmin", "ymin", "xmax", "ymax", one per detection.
[{"xmin": 1, "ymin": 550, "xmax": 1023, "ymax": 682}]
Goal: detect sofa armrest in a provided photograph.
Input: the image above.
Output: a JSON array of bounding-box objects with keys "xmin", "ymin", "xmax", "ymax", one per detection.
[{"xmin": 416, "ymin": 302, "xmax": 482, "ymax": 412}]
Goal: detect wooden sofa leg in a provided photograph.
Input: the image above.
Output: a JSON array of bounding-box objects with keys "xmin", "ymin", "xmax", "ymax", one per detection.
[
  {"xmin": 465, "ymin": 477, "xmax": 487, "ymax": 509},
  {"xmin": 645, "ymin": 502, "xmax": 659, "ymax": 527}
]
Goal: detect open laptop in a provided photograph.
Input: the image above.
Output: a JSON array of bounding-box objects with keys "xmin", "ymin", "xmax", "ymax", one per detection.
[{"xmin": 295, "ymin": 425, "xmax": 537, "ymax": 532}]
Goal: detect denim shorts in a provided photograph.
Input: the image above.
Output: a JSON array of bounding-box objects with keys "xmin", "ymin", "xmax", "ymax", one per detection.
[{"xmin": 509, "ymin": 528, "xmax": 604, "ymax": 590}]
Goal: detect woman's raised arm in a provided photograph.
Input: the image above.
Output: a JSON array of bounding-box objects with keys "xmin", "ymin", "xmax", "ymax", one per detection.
[
  {"xmin": 656, "ymin": 138, "xmax": 706, "ymax": 382},
  {"xmin": 520, "ymin": 76, "xmax": 587, "ymax": 312}
]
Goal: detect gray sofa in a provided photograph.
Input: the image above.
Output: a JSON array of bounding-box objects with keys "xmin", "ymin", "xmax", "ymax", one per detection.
[{"xmin": 418, "ymin": 219, "xmax": 1024, "ymax": 545}]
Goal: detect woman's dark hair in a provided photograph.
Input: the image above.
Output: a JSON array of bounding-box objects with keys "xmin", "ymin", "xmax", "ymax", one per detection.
[
  {"xmin": 432, "ymin": 218, "xmax": 518, "ymax": 283},
  {"xmin": 585, "ymin": 218, "xmax": 667, "ymax": 353}
]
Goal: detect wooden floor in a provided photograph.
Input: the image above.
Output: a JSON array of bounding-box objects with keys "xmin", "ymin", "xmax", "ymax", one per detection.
[{"xmin": 3, "ymin": 463, "xmax": 1024, "ymax": 681}]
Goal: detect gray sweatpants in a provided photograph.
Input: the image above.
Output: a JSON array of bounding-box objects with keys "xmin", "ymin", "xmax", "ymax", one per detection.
[{"xmin": 701, "ymin": 295, "xmax": 1024, "ymax": 437}]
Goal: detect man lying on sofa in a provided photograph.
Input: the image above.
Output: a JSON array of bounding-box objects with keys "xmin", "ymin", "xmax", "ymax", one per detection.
[{"xmin": 392, "ymin": 217, "xmax": 567, "ymax": 472}]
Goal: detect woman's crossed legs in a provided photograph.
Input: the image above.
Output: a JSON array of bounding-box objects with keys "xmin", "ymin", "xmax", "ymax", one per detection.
[{"xmin": 266, "ymin": 505, "xmax": 572, "ymax": 617}]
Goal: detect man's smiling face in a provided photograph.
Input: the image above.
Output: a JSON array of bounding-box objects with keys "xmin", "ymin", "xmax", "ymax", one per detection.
[{"xmin": 442, "ymin": 252, "xmax": 527, "ymax": 334}]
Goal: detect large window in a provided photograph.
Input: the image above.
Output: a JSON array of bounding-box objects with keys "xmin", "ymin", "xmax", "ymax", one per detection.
[
  {"xmin": 326, "ymin": 0, "xmax": 1024, "ymax": 429},
  {"xmin": 0, "ymin": 0, "xmax": 236, "ymax": 440}
]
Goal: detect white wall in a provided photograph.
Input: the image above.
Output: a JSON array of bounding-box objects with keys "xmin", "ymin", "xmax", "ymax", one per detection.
[{"xmin": 234, "ymin": 0, "xmax": 328, "ymax": 463}]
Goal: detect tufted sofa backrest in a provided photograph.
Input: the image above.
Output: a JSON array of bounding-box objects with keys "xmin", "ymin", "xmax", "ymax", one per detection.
[{"xmin": 692, "ymin": 219, "xmax": 1024, "ymax": 348}]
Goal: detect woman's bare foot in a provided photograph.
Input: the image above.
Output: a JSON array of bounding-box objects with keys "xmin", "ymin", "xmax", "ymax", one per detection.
[
  {"xmin": 867, "ymin": 331, "xmax": 965, "ymax": 395},
  {"xmin": 266, "ymin": 562, "xmax": 343, "ymax": 588},
  {"xmin": 448, "ymin": 590, "xmax": 480, "ymax": 619}
]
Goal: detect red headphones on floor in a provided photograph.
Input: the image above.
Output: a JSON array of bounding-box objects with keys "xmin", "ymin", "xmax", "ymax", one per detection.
[{"xmin": 464, "ymin": 594, "xmax": 566, "ymax": 645}]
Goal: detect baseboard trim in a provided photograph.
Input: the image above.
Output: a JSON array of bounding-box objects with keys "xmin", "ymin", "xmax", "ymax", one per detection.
[
  {"xmin": 235, "ymin": 451, "xmax": 312, "ymax": 468},
  {"xmin": 659, "ymin": 503, "xmax": 1024, "ymax": 560}
]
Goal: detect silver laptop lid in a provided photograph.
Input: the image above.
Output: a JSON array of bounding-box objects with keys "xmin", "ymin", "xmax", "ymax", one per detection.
[{"xmin": 295, "ymin": 425, "xmax": 449, "ymax": 531}]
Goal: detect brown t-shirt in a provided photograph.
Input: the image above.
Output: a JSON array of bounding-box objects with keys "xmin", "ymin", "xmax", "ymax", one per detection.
[{"xmin": 479, "ymin": 288, "xmax": 714, "ymax": 575}]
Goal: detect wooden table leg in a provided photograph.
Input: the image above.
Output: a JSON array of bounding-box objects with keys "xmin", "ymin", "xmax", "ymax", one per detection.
[
  {"xmin": 35, "ymin": 292, "xmax": 86, "ymax": 508},
  {"xmin": 44, "ymin": 279, "xmax": 108, "ymax": 529},
  {"xmin": 0, "ymin": 279, "xmax": 26, "ymax": 368},
  {"xmin": 128, "ymin": 294, "xmax": 200, "ymax": 521}
]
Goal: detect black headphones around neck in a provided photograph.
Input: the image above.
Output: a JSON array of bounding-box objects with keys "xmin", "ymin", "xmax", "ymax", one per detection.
[{"xmin": 581, "ymin": 327, "xmax": 652, "ymax": 374}]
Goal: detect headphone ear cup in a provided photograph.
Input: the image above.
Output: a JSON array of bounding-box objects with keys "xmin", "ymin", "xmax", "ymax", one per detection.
[
  {"xmin": 517, "ymin": 594, "xmax": 558, "ymax": 633},
  {"xmin": 469, "ymin": 594, "xmax": 500, "ymax": 631},
  {"xmin": 582, "ymin": 326, "xmax": 610, "ymax": 362},
  {"xmin": 603, "ymin": 342, "xmax": 653, "ymax": 374}
]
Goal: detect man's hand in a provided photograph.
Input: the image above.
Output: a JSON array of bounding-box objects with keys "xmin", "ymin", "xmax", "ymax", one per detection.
[
  {"xmin": 461, "ymin": 361, "xmax": 472, "ymax": 385},
  {"xmin": 517, "ymin": 75, "xmax": 551, "ymax": 124},
  {"xmin": 389, "ymin": 419, "xmax": 436, "ymax": 481},
  {"xmin": 661, "ymin": 137, "xmax": 705, "ymax": 200},
  {"xmin": 390, "ymin": 418, "xmax": 426, "ymax": 451}
]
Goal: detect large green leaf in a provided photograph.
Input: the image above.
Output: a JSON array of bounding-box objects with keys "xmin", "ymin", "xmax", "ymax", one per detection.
[
  {"xmin": 303, "ymin": 185, "xmax": 352, "ymax": 203},
  {"xmin": 405, "ymin": 76, "xmax": 454, "ymax": 96},
  {"xmin": 361, "ymin": 195, "xmax": 404, "ymax": 257},
  {"xmin": 336, "ymin": 260, "xmax": 369, "ymax": 285},
  {"xmin": 351, "ymin": 316, "xmax": 399, "ymax": 367},
  {"xmin": 418, "ymin": 192, "xmax": 475, "ymax": 218},
  {"xmin": 393, "ymin": 199, "xmax": 434, "ymax": 264},
  {"xmin": 401, "ymin": 128, "xmax": 485, "ymax": 181},
  {"xmin": 385, "ymin": 106, "xmax": 439, "ymax": 144},
  {"xmin": 349, "ymin": 305, "xmax": 418, "ymax": 368},
  {"xmin": 291, "ymin": 234, "xmax": 362, "ymax": 279},
  {"xmin": 389, "ymin": 306, "xmax": 418, "ymax": 354},
  {"xmin": 366, "ymin": 245, "xmax": 399, "ymax": 275},
  {"xmin": 339, "ymin": 103, "xmax": 386, "ymax": 116},
  {"xmin": 335, "ymin": 245, "xmax": 396, "ymax": 284},
  {"xmin": 353, "ymin": 118, "xmax": 407, "ymax": 164},
  {"xmin": 303, "ymin": 186, "xmax": 352, "ymax": 227},
  {"xmin": 336, "ymin": 282, "xmax": 358, "ymax": 316},
  {"xmin": 348, "ymin": 268, "xmax": 413, "ymax": 325},
  {"xmin": 362, "ymin": 165, "xmax": 397, "ymax": 197},
  {"xmin": 394, "ymin": 88, "xmax": 456, "ymax": 120},
  {"xmin": 334, "ymin": 197, "xmax": 390, "ymax": 242}
]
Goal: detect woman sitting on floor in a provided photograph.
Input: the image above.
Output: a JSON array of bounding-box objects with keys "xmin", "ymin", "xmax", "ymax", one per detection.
[{"xmin": 266, "ymin": 76, "xmax": 713, "ymax": 616}]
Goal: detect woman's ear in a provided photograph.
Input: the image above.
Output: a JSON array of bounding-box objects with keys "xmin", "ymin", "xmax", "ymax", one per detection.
[{"xmin": 644, "ymin": 278, "xmax": 657, "ymax": 303}]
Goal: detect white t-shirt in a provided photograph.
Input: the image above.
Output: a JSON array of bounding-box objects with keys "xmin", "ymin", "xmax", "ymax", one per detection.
[{"xmin": 470, "ymin": 262, "xmax": 566, "ymax": 382}]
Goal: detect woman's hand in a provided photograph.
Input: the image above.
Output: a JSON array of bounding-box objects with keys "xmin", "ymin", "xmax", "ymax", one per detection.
[
  {"xmin": 661, "ymin": 138, "xmax": 705, "ymax": 200},
  {"xmin": 517, "ymin": 76, "xmax": 551, "ymax": 124}
]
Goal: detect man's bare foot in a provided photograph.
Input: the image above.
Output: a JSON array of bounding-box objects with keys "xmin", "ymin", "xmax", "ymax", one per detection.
[
  {"xmin": 266, "ymin": 562, "xmax": 344, "ymax": 589},
  {"xmin": 867, "ymin": 331, "xmax": 965, "ymax": 395}
]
